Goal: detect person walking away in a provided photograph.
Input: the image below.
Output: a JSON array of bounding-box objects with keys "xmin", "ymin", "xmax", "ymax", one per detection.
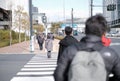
[
  {"xmin": 37, "ymin": 32, "xmax": 44, "ymax": 50},
  {"xmin": 57, "ymin": 26, "xmax": 78, "ymax": 63},
  {"xmin": 45, "ymin": 34, "xmax": 53, "ymax": 58},
  {"xmin": 54, "ymin": 14, "xmax": 120, "ymax": 81}
]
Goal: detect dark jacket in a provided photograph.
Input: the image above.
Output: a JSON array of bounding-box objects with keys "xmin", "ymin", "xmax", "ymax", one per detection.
[
  {"xmin": 54, "ymin": 35, "xmax": 120, "ymax": 81},
  {"xmin": 37, "ymin": 34, "xmax": 44, "ymax": 44},
  {"xmin": 57, "ymin": 35, "xmax": 78, "ymax": 61}
]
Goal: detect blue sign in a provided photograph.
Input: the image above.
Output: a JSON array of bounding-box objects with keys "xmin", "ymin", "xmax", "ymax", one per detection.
[{"xmin": 61, "ymin": 24, "xmax": 77, "ymax": 28}]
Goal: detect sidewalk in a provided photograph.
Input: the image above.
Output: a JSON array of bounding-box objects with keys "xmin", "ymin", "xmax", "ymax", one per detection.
[{"xmin": 0, "ymin": 39, "xmax": 60, "ymax": 54}]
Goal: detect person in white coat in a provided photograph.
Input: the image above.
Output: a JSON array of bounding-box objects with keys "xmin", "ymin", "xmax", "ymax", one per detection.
[{"xmin": 45, "ymin": 34, "xmax": 53, "ymax": 58}]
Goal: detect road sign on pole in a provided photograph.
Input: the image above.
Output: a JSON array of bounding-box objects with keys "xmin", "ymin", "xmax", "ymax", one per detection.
[{"xmin": 32, "ymin": 12, "xmax": 45, "ymax": 16}]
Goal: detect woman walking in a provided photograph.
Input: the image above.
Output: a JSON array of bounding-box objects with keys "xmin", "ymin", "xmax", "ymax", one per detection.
[{"xmin": 45, "ymin": 34, "xmax": 53, "ymax": 58}]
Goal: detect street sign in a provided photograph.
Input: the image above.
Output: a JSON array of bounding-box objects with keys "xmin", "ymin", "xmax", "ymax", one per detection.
[
  {"xmin": 32, "ymin": 12, "xmax": 45, "ymax": 16},
  {"xmin": 107, "ymin": 4, "xmax": 116, "ymax": 11}
]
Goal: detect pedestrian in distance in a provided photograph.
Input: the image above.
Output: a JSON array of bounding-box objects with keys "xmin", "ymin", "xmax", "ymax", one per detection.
[
  {"xmin": 45, "ymin": 34, "xmax": 53, "ymax": 58},
  {"xmin": 54, "ymin": 14, "xmax": 120, "ymax": 81},
  {"xmin": 57, "ymin": 26, "xmax": 78, "ymax": 63},
  {"xmin": 36, "ymin": 32, "xmax": 44, "ymax": 50}
]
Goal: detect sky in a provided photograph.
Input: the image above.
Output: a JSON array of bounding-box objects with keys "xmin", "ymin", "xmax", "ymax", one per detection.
[{"xmin": 32, "ymin": 0, "xmax": 103, "ymax": 22}]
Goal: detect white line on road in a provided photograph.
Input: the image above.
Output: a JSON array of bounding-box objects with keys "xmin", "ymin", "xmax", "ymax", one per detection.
[
  {"xmin": 17, "ymin": 72, "xmax": 54, "ymax": 75},
  {"xmin": 27, "ymin": 62, "xmax": 56, "ymax": 65},
  {"xmin": 110, "ymin": 43, "xmax": 120, "ymax": 46},
  {"xmin": 21, "ymin": 68, "xmax": 55, "ymax": 71},
  {"xmin": 24, "ymin": 65, "xmax": 57, "ymax": 68},
  {"xmin": 10, "ymin": 54, "xmax": 57, "ymax": 81},
  {"xmin": 11, "ymin": 76, "xmax": 54, "ymax": 81}
]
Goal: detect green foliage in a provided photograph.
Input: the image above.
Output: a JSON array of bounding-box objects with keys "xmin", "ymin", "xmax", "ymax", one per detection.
[
  {"xmin": 0, "ymin": 40, "xmax": 9, "ymax": 47},
  {"xmin": 50, "ymin": 22, "xmax": 62, "ymax": 34},
  {"xmin": 33, "ymin": 24, "xmax": 45, "ymax": 33},
  {"xmin": 0, "ymin": 29, "xmax": 29, "ymax": 48},
  {"xmin": 0, "ymin": 30, "xmax": 9, "ymax": 40}
]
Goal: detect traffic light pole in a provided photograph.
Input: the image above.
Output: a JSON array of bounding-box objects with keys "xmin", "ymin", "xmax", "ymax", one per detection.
[
  {"xmin": 29, "ymin": 0, "xmax": 34, "ymax": 52},
  {"xmin": 71, "ymin": 8, "xmax": 74, "ymax": 28}
]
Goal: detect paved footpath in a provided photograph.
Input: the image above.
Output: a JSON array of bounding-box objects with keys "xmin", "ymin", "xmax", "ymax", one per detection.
[{"xmin": 0, "ymin": 39, "xmax": 60, "ymax": 54}]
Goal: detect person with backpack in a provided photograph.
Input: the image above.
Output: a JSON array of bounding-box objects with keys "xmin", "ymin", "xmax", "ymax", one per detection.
[
  {"xmin": 57, "ymin": 26, "xmax": 78, "ymax": 63},
  {"xmin": 54, "ymin": 14, "xmax": 120, "ymax": 81}
]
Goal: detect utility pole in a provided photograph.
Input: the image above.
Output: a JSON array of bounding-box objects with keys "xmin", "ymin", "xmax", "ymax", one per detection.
[
  {"xmin": 71, "ymin": 8, "xmax": 74, "ymax": 28},
  {"xmin": 29, "ymin": 0, "xmax": 34, "ymax": 52},
  {"xmin": 90, "ymin": 0, "xmax": 93, "ymax": 16}
]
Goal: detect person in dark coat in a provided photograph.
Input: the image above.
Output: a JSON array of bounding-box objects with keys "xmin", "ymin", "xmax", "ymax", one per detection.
[
  {"xmin": 57, "ymin": 26, "xmax": 78, "ymax": 63},
  {"xmin": 54, "ymin": 15, "xmax": 120, "ymax": 81},
  {"xmin": 37, "ymin": 32, "xmax": 44, "ymax": 50}
]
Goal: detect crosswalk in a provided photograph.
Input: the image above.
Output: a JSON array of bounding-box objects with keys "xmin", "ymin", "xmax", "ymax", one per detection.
[{"xmin": 10, "ymin": 54, "xmax": 57, "ymax": 81}]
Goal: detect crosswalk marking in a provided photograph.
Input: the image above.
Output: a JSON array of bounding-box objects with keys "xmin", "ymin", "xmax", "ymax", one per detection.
[
  {"xmin": 10, "ymin": 54, "xmax": 57, "ymax": 81},
  {"xmin": 17, "ymin": 72, "xmax": 54, "ymax": 75},
  {"xmin": 24, "ymin": 65, "xmax": 57, "ymax": 68},
  {"xmin": 21, "ymin": 68, "xmax": 55, "ymax": 71}
]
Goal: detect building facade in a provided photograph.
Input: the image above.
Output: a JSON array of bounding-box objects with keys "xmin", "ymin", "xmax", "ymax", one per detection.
[
  {"xmin": 0, "ymin": 0, "xmax": 12, "ymax": 29},
  {"xmin": 103, "ymin": 0, "xmax": 120, "ymax": 30},
  {"xmin": 32, "ymin": 5, "xmax": 39, "ymax": 25}
]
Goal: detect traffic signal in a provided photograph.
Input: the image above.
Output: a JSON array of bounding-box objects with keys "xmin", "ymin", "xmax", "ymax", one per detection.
[
  {"xmin": 107, "ymin": 4, "xmax": 116, "ymax": 11},
  {"xmin": 42, "ymin": 15, "xmax": 47, "ymax": 23}
]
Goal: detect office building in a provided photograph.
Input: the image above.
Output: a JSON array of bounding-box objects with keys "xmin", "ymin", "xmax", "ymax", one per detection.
[{"xmin": 103, "ymin": 0, "xmax": 120, "ymax": 29}]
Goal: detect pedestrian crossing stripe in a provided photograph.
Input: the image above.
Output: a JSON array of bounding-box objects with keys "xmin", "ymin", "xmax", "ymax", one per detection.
[
  {"xmin": 24, "ymin": 65, "xmax": 57, "ymax": 68},
  {"xmin": 21, "ymin": 68, "xmax": 55, "ymax": 71},
  {"xmin": 10, "ymin": 54, "xmax": 57, "ymax": 81}
]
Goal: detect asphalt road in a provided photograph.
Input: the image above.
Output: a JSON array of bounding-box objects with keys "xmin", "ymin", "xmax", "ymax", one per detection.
[
  {"xmin": 110, "ymin": 38, "xmax": 120, "ymax": 57},
  {"xmin": 0, "ymin": 54, "xmax": 34, "ymax": 81}
]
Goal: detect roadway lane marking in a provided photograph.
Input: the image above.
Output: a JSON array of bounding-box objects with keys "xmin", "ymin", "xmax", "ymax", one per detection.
[
  {"xmin": 110, "ymin": 43, "xmax": 120, "ymax": 46},
  {"xmin": 11, "ymin": 76, "xmax": 54, "ymax": 81},
  {"xmin": 17, "ymin": 72, "xmax": 54, "ymax": 75},
  {"xmin": 24, "ymin": 65, "xmax": 57, "ymax": 68},
  {"xmin": 27, "ymin": 62, "xmax": 56, "ymax": 65},
  {"xmin": 21, "ymin": 68, "xmax": 55, "ymax": 71}
]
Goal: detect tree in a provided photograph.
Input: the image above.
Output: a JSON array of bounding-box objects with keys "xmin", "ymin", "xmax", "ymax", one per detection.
[
  {"xmin": 14, "ymin": 5, "xmax": 24, "ymax": 43},
  {"xmin": 21, "ymin": 12, "xmax": 30, "ymax": 41},
  {"xmin": 33, "ymin": 24, "xmax": 45, "ymax": 33},
  {"xmin": 50, "ymin": 22, "xmax": 61, "ymax": 34}
]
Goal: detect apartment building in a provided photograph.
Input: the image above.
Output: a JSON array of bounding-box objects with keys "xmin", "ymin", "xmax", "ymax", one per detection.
[{"xmin": 103, "ymin": 0, "xmax": 120, "ymax": 30}]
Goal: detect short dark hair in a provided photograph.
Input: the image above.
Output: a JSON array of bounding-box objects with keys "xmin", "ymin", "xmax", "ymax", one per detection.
[
  {"xmin": 85, "ymin": 14, "xmax": 108, "ymax": 37},
  {"xmin": 65, "ymin": 26, "xmax": 72, "ymax": 35}
]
